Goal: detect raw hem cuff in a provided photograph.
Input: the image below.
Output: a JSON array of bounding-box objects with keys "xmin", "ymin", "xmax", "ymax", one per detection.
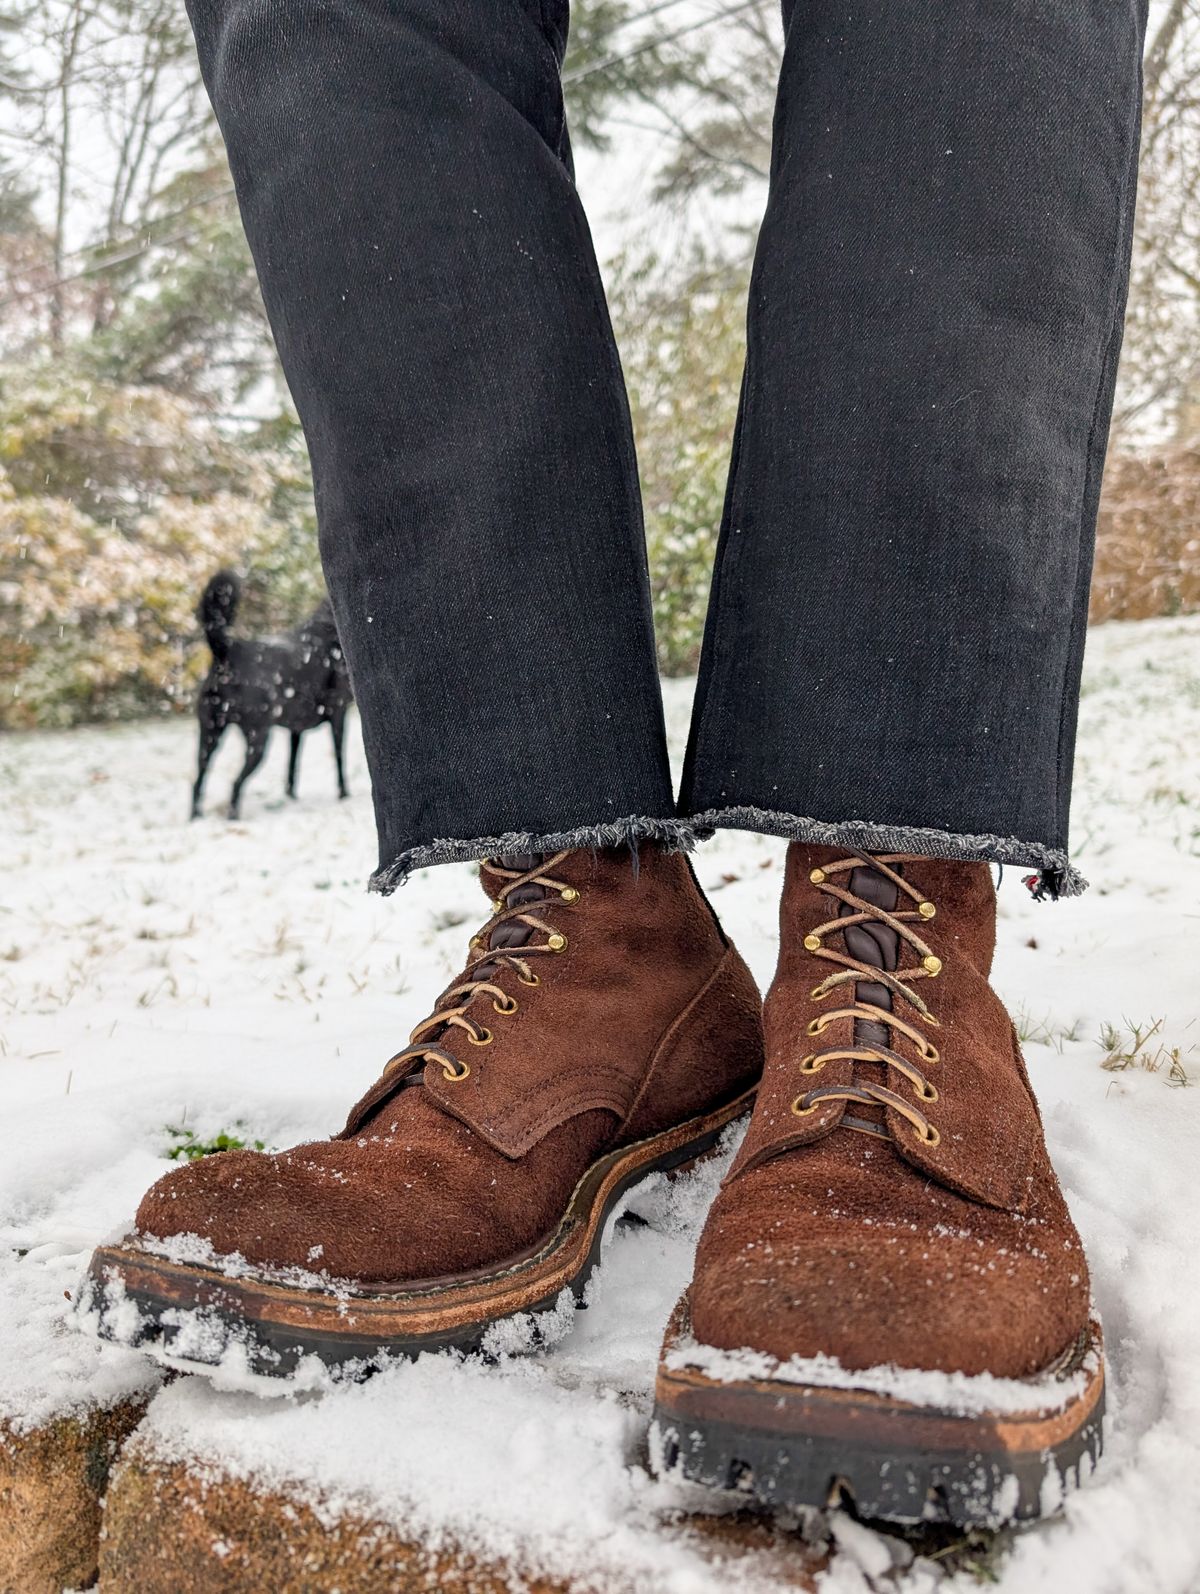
[
  {"xmin": 369, "ymin": 814, "xmax": 697, "ymax": 895},
  {"xmin": 686, "ymin": 805, "xmax": 1087, "ymax": 900}
]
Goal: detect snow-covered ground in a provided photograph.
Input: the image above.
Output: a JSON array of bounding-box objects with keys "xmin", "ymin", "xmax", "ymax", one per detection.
[{"xmin": 2, "ymin": 616, "xmax": 1199, "ymax": 1593}]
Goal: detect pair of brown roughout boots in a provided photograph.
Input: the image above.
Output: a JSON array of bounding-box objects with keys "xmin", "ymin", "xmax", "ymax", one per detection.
[{"xmin": 85, "ymin": 843, "xmax": 1103, "ymax": 1529}]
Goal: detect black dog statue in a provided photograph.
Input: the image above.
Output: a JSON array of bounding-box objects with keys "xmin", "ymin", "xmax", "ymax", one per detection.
[{"xmin": 191, "ymin": 570, "xmax": 353, "ymax": 820}]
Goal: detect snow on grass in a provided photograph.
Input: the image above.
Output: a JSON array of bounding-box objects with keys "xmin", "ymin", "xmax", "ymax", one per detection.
[{"xmin": 1, "ymin": 616, "xmax": 1199, "ymax": 1590}]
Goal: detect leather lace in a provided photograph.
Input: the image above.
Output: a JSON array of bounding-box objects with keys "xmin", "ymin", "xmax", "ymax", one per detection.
[
  {"xmin": 378, "ymin": 851, "xmax": 575, "ymax": 1087},
  {"xmin": 791, "ymin": 853, "xmax": 943, "ymax": 1147}
]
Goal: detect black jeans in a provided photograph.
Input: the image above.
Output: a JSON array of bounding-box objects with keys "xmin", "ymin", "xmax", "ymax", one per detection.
[{"xmin": 186, "ymin": 0, "xmax": 1147, "ymax": 897}]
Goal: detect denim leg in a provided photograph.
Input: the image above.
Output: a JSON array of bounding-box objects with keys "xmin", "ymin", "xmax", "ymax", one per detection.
[
  {"xmin": 185, "ymin": 0, "xmax": 682, "ymax": 891},
  {"xmin": 679, "ymin": 0, "xmax": 1149, "ymax": 896}
]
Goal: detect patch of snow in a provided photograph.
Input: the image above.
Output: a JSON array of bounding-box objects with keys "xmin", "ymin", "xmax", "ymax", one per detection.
[
  {"xmin": 480, "ymin": 1286, "xmax": 580, "ymax": 1361},
  {"xmin": 830, "ymin": 1509, "xmax": 904, "ymax": 1579},
  {"xmin": 0, "ymin": 1225, "xmax": 161, "ymax": 1434},
  {"xmin": 1, "ymin": 618, "xmax": 1198, "ymax": 1592},
  {"xmin": 137, "ymin": 1231, "xmax": 357, "ymax": 1297}
]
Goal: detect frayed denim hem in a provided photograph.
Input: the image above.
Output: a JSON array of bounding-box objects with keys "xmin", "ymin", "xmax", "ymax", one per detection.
[
  {"xmin": 686, "ymin": 806, "xmax": 1088, "ymax": 900},
  {"xmin": 369, "ymin": 814, "xmax": 697, "ymax": 895}
]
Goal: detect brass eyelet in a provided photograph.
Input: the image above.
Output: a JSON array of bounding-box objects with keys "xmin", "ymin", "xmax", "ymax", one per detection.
[
  {"xmin": 798, "ymin": 1054, "xmax": 825, "ymax": 1075},
  {"xmin": 518, "ymin": 970, "xmax": 540, "ymax": 987},
  {"xmin": 810, "ymin": 984, "xmax": 831, "ymax": 1002},
  {"xmin": 803, "ymin": 934, "xmax": 822, "ymax": 952},
  {"xmin": 561, "ymin": 887, "xmax": 579, "ymax": 903},
  {"xmin": 491, "ymin": 898, "xmax": 504, "ymax": 912},
  {"xmin": 917, "ymin": 1123, "xmax": 941, "ymax": 1147},
  {"xmin": 468, "ymin": 1026, "xmax": 493, "ymax": 1047},
  {"xmin": 806, "ymin": 1017, "xmax": 826, "ymax": 1038},
  {"xmin": 441, "ymin": 1059, "xmax": 470, "ymax": 1082},
  {"xmin": 809, "ymin": 868, "xmax": 826, "ymax": 884},
  {"xmin": 918, "ymin": 1082, "xmax": 939, "ymax": 1103},
  {"xmin": 922, "ymin": 955, "xmax": 942, "ymax": 976},
  {"xmin": 922, "ymin": 1010, "xmax": 942, "ymax": 1029},
  {"xmin": 790, "ymin": 1095, "xmax": 820, "ymax": 1117},
  {"xmin": 918, "ymin": 900, "xmax": 937, "ymax": 920},
  {"xmin": 493, "ymin": 996, "xmax": 518, "ymax": 1015},
  {"xmin": 921, "ymin": 1043, "xmax": 941, "ymax": 1065},
  {"xmin": 547, "ymin": 932, "xmax": 567, "ymax": 952}
]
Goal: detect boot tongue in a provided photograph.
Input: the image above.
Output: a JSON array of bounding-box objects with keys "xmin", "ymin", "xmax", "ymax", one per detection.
[
  {"xmin": 475, "ymin": 853, "xmax": 550, "ymax": 970},
  {"xmin": 496, "ymin": 852, "xmax": 540, "ymax": 873},
  {"xmin": 840, "ymin": 864, "xmax": 899, "ymax": 1073},
  {"xmin": 392, "ymin": 854, "xmax": 552, "ymax": 1091}
]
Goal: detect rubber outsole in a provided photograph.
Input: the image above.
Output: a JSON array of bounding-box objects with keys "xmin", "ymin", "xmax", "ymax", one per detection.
[
  {"xmin": 651, "ymin": 1299, "xmax": 1105, "ymax": 1528},
  {"xmin": 78, "ymin": 1088, "xmax": 755, "ymax": 1381}
]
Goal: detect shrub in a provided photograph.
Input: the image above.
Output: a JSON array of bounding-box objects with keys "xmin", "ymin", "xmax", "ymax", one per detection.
[
  {"xmin": 611, "ymin": 250, "xmax": 749, "ymax": 676},
  {"xmin": 0, "ymin": 363, "xmax": 322, "ymax": 729},
  {"xmin": 1092, "ymin": 442, "xmax": 1200, "ymax": 622}
]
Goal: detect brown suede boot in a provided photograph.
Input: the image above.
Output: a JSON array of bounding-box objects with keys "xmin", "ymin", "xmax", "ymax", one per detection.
[
  {"xmin": 83, "ymin": 845, "xmax": 762, "ymax": 1377},
  {"xmin": 654, "ymin": 845, "xmax": 1101, "ymax": 1528}
]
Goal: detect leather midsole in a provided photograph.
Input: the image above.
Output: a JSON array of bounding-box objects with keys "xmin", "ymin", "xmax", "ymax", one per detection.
[
  {"xmin": 88, "ymin": 1087, "xmax": 755, "ymax": 1344},
  {"xmin": 655, "ymin": 1296, "xmax": 1105, "ymax": 1458}
]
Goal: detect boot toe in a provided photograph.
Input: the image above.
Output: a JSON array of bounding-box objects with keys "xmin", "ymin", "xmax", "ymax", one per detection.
[
  {"xmin": 135, "ymin": 1149, "xmax": 315, "ymax": 1268},
  {"xmin": 689, "ymin": 1151, "xmax": 1090, "ymax": 1380},
  {"xmin": 133, "ymin": 1099, "xmax": 577, "ymax": 1283},
  {"xmin": 135, "ymin": 1143, "xmax": 439, "ymax": 1278}
]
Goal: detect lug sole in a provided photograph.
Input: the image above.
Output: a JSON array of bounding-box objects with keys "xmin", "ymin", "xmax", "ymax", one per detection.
[
  {"xmin": 79, "ymin": 1088, "xmax": 755, "ymax": 1380},
  {"xmin": 651, "ymin": 1298, "xmax": 1104, "ymax": 1528}
]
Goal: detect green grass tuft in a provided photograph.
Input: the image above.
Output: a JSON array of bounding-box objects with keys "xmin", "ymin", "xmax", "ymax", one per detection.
[
  {"xmin": 164, "ymin": 1125, "xmax": 267, "ymax": 1161},
  {"xmin": 1099, "ymin": 1017, "xmax": 1192, "ymax": 1086}
]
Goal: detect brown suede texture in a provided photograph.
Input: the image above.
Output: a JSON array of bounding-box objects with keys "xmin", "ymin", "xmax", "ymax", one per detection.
[
  {"xmin": 135, "ymin": 846, "xmax": 764, "ymax": 1285},
  {"xmin": 686, "ymin": 844, "xmax": 1091, "ymax": 1379}
]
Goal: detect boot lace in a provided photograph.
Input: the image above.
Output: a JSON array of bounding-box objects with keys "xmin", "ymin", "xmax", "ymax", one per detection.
[
  {"xmin": 791, "ymin": 852, "xmax": 943, "ymax": 1148},
  {"xmin": 378, "ymin": 851, "xmax": 577, "ymax": 1087}
]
